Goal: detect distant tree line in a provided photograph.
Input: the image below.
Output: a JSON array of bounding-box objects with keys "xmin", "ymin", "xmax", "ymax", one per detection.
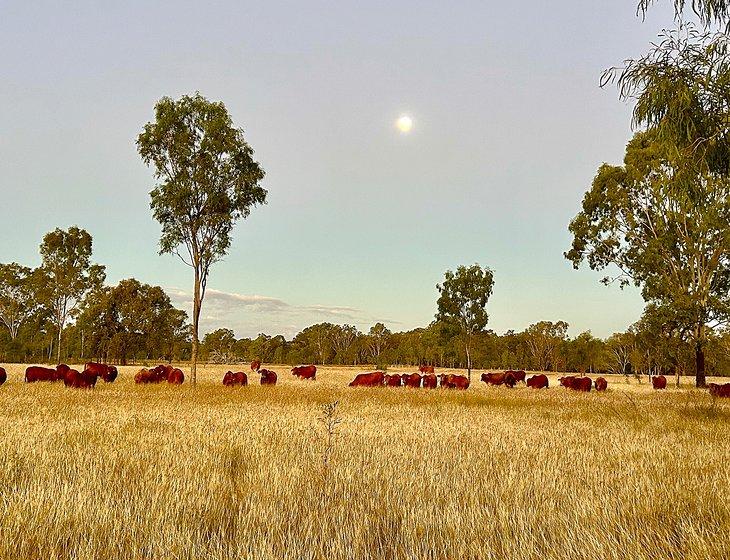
[{"xmin": 198, "ymin": 316, "xmax": 730, "ymax": 380}]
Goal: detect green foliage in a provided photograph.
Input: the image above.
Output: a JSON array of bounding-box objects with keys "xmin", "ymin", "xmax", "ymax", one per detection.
[
  {"xmin": 74, "ymin": 278, "xmax": 189, "ymax": 364},
  {"xmin": 566, "ymin": 128, "xmax": 730, "ymax": 385},
  {"xmin": 137, "ymin": 93, "xmax": 267, "ymax": 268},
  {"xmin": 524, "ymin": 321, "xmax": 570, "ymax": 371},
  {"xmin": 637, "ymin": 0, "xmax": 730, "ymax": 28},
  {"xmin": 604, "ymin": 26, "xmax": 730, "ymax": 175},
  {"xmin": 582, "ymin": 1, "xmax": 730, "ymax": 387},
  {"xmin": 37, "ymin": 226, "xmax": 106, "ymax": 362},
  {"xmin": 202, "ymin": 328, "xmax": 237, "ymax": 362},
  {"xmin": 366, "ymin": 323, "xmax": 392, "ymax": 362},
  {"xmin": 0, "ymin": 263, "xmax": 38, "ymax": 340},
  {"xmin": 137, "ymin": 92, "xmax": 267, "ymax": 381},
  {"xmin": 436, "ymin": 264, "xmax": 494, "ymax": 375}
]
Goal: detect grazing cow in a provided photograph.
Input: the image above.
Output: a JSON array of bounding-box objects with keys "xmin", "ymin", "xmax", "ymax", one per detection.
[
  {"xmin": 167, "ymin": 368, "xmax": 184, "ymax": 384},
  {"xmin": 84, "ymin": 362, "xmax": 118, "ymax": 382},
  {"xmin": 594, "ymin": 377, "xmax": 608, "ymax": 392},
  {"xmin": 63, "ymin": 368, "xmax": 97, "ymax": 389},
  {"xmin": 384, "ymin": 374, "xmax": 402, "ymax": 387},
  {"xmin": 250, "ymin": 360, "xmax": 262, "ymax": 372},
  {"xmin": 559, "ymin": 376, "xmax": 577, "ymax": 388},
  {"xmin": 291, "ymin": 365, "xmax": 317, "ymax": 380},
  {"xmin": 137, "ymin": 367, "xmax": 162, "ymax": 384},
  {"xmin": 259, "ymin": 369, "xmax": 277, "ymax": 385},
  {"xmin": 223, "ymin": 371, "xmax": 248, "ymax": 386},
  {"xmin": 526, "ymin": 374, "xmax": 549, "ymax": 389},
  {"xmin": 651, "ymin": 375, "xmax": 667, "ymax": 390},
  {"xmin": 134, "ymin": 368, "xmax": 153, "ymax": 384},
  {"xmin": 135, "ymin": 364, "xmax": 174, "ymax": 384},
  {"xmin": 504, "ymin": 371, "xmax": 518, "ymax": 388},
  {"xmin": 402, "ymin": 373, "xmax": 422, "ymax": 388},
  {"xmin": 560, "ymin": 376, "xmax": 591, "ymax": 392},
  {"xmin": 573, "ymin": 377, "xmax": 592, "ymax": 392},
  {"xmin": 505, "ymin": 370, "xmax": 527, "ymax": 383},
  {"xmin": 0, "ymin": 367, "xmax": 6, "ymax": 385},
  {"xmin": 709, "ymin": 382, "xmax": 730, "ymax": 398},
  {"xmin": 422, "ymin": 374, "xmax": 438, "ymax": 389},
  {"xmin": 349, "ymin": 372, "xmax": 385, "ymax": 387},
  {"xmin": 419, "ymin": 365, "xmax": 435, "ymax": 374},
  {"xmin": 25, "ymin": 364, "xmax": 67, "ymax": 382},
  {"xmin": 481, "ymin": 372, "xmax": 506, "ymax": 386},
  {"xmin": 441, "ymin": 374, "xmax": 470, "ymax": 390}
]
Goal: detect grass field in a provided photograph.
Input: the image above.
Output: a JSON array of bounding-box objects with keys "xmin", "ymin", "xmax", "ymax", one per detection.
[{"xmin": 0, "ymin": 363, "xmax": 727, "ymax": 560}]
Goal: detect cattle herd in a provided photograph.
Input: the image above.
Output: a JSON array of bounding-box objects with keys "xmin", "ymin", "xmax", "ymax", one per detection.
[
  {"xmin": 0, "ymin": 362, "xmax": 727, "ymax": 397},
  {"xmin": 22, "ymin": 362, "xmax": 118, "ymax": 388}
]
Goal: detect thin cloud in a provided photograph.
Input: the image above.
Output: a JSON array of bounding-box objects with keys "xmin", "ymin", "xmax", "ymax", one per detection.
[{"xmin": 166, "ymin": 287, "xmax": 401, "ymax": 339}]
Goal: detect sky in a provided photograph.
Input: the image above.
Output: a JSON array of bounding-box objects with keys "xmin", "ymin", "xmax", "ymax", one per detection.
[{"xmin": 0, "ymin": 1, "xmax": 680, "ymax": 339}]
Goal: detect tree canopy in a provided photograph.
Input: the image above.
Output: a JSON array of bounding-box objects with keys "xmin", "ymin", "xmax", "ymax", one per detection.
[
  {"xmin": 38, "ymin": 227, "xmax": 106, "ymax": 363},
  {"xmin": 77, "ymin": 278, "xmax": 189, "ymax": 364},
  {"xmin": 0, "ymin": 263, "xmax": 38, "ymax": 340},
  {"xmin": 638, "ymin": 0, "xmax": 730, "ymax": 28},
  {"xmin": 436, "ymin": 264, "xmax": 494, "ymax": 378},
  {"xmin": 567, "ymin": 131, "xmax": 730, "ymax": 386},
  {"xmin": 137, "ymin": 93, "xmax": 267, "ymax": 383}
]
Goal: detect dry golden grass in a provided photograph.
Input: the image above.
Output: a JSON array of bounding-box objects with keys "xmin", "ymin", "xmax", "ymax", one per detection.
[{"xmin": 0, "ymin": 363, "xmax": 728, "ymax": 560}]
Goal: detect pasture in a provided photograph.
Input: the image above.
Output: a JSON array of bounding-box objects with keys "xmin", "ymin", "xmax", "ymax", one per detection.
[{"xmin": 0, "ymin": 364, "xmax": 728, "ymax": 560}]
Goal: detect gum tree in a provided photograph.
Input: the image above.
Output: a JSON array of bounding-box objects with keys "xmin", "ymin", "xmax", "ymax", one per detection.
[
  {"xmin": 566, "ymin": 130, "xmax": 730, "ymax": 387},
  {"xmin": 436, "ymin": 264, "xmax": 494, "ymax": 379},
  {"xmin": 137, "ymin": 93, "xmax": 267, "ymax": 384},
  {"xmin": 38, "ymin": 227, "xmax": 106, "ymax": 363},
  {"xmin": 0, "ymin": 263, "xmax": 37, "ymax": 340}
]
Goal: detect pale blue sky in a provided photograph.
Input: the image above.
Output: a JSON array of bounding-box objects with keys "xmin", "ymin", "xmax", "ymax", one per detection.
[{"xmin": 0, "ymin": 1, "xmax": 677, "ymax": 338}]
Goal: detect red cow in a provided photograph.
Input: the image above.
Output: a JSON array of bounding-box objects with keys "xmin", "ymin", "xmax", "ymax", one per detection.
[
  {"xmin": 259, "ymin": 369, "xmax": 277, "ymax": 385},
  {"xmin": 0, "ymin": 367, "xmax": 6, "ymax": 385},
  {"xmin": 292, "ymin": 365, "xmax": 317, "ymax": 380},
  {"xmin": 84, "ymin": 362, "xmax": 118, "ymax": 382},
  {"xmin": 651, "ymin": 375, "xmax": 667, "ymax": 390},
  {"xmin": 134, "ymin": 368, "xmax": 153, "ymax": 384},
  {"xmin": 384, "ymin": 374, "xmax": 402, "ymax": 387},
  {"xmin": 167, "ymin": 368, "xmax": 184, "ymax": 384},
  {"xmin": 505, "ymin": 370, "xmax": 526, "ymax": 383},
  {"xmin": 25, "ymin": 364, "xmax": 67, "ymax": 382},
  {"xmin": 135, "ymin": 364, "xmax": 172, "ymax": 384},
  {"xmin": 419, "ymin": 365, "xmax": 435, "ymax": 374},
  {"xmin": 559, "ymin": 376, "xmax": 577, "ymax": 388},
  {"xmin": 451, "ymin": 375, "xmax": 470, "ymax": 390},
  {"xmin": 63, "ymin": 368, "xmax": 98, "ymax": 389},
  {"xmin": 504, "ymin": 371, "xmax": 518, "ymax": 388},
  {"xmin": 441, "ymin": 374, "xmax": 469, "ymax": 390},
  {"xmin": 481, "ymin": 372, "xmax": 506, "ymax": 386},
  {"xmin": 573, "ymin": 377, "xmax": 592, "ymax": 392},
  {"xmin": 223, "ymin": 371, "xmax": 248, "ymax": 386},
  {"xmin": 250, "ymin": 360, "xmax": 262, "ymax": 372},
  {"xmin": 422, "ymin": 374, "xmax": 438, "ymax": 389},
  {"xmin": 402, "ymin": 373, "xmax": 422, "ymax": 388},
  {"xmin": 594, "ymin": 377, "xmax": 608, "ymax": 391},
  {"xmin": 526, "ymin": 374, "xmax": 549, "ymax": 389},
  {"xmin": 708, "ymin": 382, "xmax": 730, "ymax": 398},
  {"xmin": 349, "ymin": 372, "xmax": 385, "ymax": 387},
  {"xmin": 560, "ymin": 376, "xmax": 591, "ymax": 391}
]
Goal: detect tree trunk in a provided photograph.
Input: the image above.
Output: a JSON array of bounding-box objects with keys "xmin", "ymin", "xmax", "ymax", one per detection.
[
  {"xmin": 56, "ymin": 321, "xmax": 62, "ymax": 365},
  {"xmin": 465, "ymin": 339, "xmax": 472, "ymax": 380},
  {"xmin": 191, "ymin": 267, "xmax": 202, "ymax": 385},
  {"xmin": 695, "ymin": 340, "xmax": 706, "ymax": 388}
]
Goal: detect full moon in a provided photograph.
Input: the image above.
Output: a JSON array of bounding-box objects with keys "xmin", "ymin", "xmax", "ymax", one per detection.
[{"xmin": 396, "ymin": 115, "xmax": 413, "ymax": 133}]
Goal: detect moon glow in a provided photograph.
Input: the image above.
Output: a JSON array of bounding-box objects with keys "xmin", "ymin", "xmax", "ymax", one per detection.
[{"xmin": 396, "ymin": 115, "xmax": 413, "ymax": 133}]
